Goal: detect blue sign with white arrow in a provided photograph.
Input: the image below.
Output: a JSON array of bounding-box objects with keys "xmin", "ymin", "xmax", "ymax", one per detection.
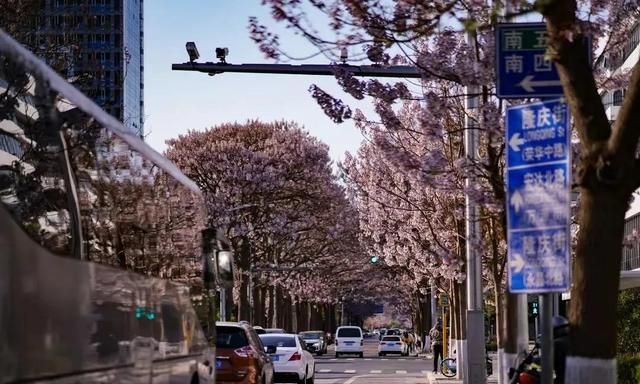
[
  {"xmin": 497, "ymin": 23, "xmax": 564, "ymax": 98},
  {"xmin": 506, "ymin": 98, "xmax": 571, "ymax": 293}
]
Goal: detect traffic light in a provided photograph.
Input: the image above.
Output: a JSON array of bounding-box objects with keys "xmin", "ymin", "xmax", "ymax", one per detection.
[
  {"xmin": 528, "ymin": 301, "xmax": 539, "ymax": 317},
  {"xmin": 369, "ymin": 255, "xmax": 379, "ymax": 264}
]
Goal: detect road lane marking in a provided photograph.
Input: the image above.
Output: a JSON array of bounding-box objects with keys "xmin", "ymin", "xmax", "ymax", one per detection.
[
  {"xmin": 364, "ymin": 358, "xmax": 372, "ymax": 361},
  {"xmin": 319, "ymin": 369, "xmax": 332, "ymax": 373},
  {"xmin": 396, "ymin": 370, "xmax": 407, "ymax": 374},
  {"xmin": 421, "ymin": 370, "xmax": 431, "ymax": 374},
  {"xmin": 381, "ymin": 358, "xmax": 388, "ymax": 361},
  {"xmin": 370, "ymin": 370, "xmax": 382, "ymax": 374},
  {"xmin": 347, "ymin": 358, "xmax": 354, "ymax": 361},
  {"xmin": 344, "ymin": 369, "xmax": 357, "ymax": 374}
]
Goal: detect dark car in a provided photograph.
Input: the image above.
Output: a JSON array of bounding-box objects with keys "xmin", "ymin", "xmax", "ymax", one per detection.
[
  {"xmin": 216, "ymin": 322, "xmax": 275, "ymax": 384},
  {"xmin": 299, "ymin": 331, "xmax": 327, "ymax": 355}
]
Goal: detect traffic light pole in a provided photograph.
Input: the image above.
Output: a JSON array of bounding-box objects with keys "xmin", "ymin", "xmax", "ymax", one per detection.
[{"xmin": 171, "ymin": 62, "xmax": 421, "ymax": 79}]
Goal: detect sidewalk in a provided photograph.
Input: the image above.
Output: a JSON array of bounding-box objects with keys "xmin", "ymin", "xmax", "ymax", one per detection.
[
  {"xmin": 426, "ymin": 371, "xmax": 499, "ymax": 384},
  {"xmin": 424, "ymin": 352, "xmax": 499, "ymax": 384}
]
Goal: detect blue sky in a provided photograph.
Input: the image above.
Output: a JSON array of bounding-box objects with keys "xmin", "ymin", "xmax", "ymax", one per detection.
[{"xmin": 143, "ymin": 1, "xmax": 371, "ymax": 164}]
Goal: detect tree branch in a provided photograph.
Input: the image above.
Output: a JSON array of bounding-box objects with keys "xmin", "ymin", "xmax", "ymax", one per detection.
[{"xmin": 541, "ymin": 0, "xmax": 611, "ymax": 148}]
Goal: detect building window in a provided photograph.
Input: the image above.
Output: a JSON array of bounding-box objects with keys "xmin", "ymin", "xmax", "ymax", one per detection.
[{"xmin": 614, "ymin": 89, "xmax": 624, "ymax": 106}]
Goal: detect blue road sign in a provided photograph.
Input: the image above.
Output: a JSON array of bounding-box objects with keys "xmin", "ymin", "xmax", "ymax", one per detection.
[
  {"xmin": 496, "ymin": 23, "xmax": 563, "ymax": 98},
  {"xmin": 506, "ymin": 99, "xmax": 571, "ymax": 293}
]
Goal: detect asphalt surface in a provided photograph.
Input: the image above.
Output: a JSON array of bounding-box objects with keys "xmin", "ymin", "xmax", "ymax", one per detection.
[{"xmin": 311, "ymin": 338, "xmax": 431, "ymax": 384}]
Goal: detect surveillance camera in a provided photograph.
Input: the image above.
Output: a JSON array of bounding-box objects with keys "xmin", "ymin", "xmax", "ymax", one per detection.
[
  {"xmin": 186, "ymin": 41, "xmax": 200, "ymax": 62},
  {"xmin": 216, "ymin": 47, "xmax": 229, "ymax": 63},
  {"xmin": 340, "ymin": 47, "xmax": 348, "ymax": 63}
]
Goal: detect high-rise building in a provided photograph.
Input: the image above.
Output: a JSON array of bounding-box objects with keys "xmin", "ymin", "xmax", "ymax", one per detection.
[{"xmin": 34, "ymin": 0, "xmax": 144, "ymax": 137}]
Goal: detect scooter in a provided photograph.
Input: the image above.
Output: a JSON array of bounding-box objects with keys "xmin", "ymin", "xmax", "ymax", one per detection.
[{"xmin": 508, "ymin": 316, "xmax": 569, "ymax": 384}]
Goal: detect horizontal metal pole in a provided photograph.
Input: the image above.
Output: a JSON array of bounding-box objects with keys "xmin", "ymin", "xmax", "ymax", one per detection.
[
  {"xmin": 171, "ymin": 62, "xmax": 422, "ymax": 78},
  {"xmin": 251, "ymin": 266, "xmax": 313, "ymax": 272}
]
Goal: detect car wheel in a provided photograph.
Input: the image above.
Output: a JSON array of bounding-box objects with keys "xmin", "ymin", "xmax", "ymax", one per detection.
[
  {"xmin": 359, "ymin": 352, "xmax": 364, "ymax": 358},
  {"xmin": 298, "ymin": 368, "xmax": 308, "ymax": 384},
  {"xmin": 378, "ymin": 352, "xmax": 383, "ymax": 357},
  {"xmin": 335, "ymin": 352, "xmax": 340, "ymax": 358}
]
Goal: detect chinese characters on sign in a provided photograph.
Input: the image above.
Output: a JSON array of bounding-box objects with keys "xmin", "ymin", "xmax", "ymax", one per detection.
[
  {"xmin": 506, "ymin": 99, "xmax": 571, "ymax": 293},
  {"xmin": 496, "ymin": 23, "xmax": 564, "ymax": 98}
]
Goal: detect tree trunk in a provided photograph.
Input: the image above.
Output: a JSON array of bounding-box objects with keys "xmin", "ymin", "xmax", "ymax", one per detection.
[
  {"xmin": 565, "ymin": 189, "xmax": 626, "ymax": 383},
  {"xmin": 269, "ymin": 285, "xmax": 277, "ymax": 328},
  {"xmin": 237, "ymin": 273, "xmax": 249, "ymax": 322},
  {"xmin": 494, "ymin": 285, "xmax": 509, "ymax": 384},
  {"xmin": 291, "ymin": 296, "xmax": 298, "ymax": 333}
]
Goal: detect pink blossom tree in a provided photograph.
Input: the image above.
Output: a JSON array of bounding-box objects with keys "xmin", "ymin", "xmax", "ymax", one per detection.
[{"xmin": 165, "ymin": 119, "xmax": 381, "ymax": 330}]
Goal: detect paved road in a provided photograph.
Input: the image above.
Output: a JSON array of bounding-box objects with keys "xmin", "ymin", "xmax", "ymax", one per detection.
[{"xmin": 312, "ymin": 338, "xmax": 431, "ymax": 384}]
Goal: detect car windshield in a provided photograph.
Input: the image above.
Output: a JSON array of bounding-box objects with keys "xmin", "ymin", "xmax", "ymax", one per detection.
[
  {"xmin": 301, "ymin": 332, "xmax": 322, "ymax": 339},
  {"xmin": 337, "ymin": 328, "xmax": 361, "ymax": 337},
  {"xmin": 259, "ymin": 335, "xmax": 297, "ymax": 347},
  {"xmin": 382, "ymin": 336, "xmax": 400, "ymax": 341},
  {"xmin": 216, "ymin": 326, "xmax": 249, "ymax": 349}
]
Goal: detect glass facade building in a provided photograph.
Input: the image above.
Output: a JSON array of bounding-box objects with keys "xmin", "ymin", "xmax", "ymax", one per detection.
[{"xmin": 34, "ymin": 0, "xmax": 144, "ymax": 137}]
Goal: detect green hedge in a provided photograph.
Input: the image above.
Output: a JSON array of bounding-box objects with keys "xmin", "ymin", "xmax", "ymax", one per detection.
[{"xmin": 617, "ymin": 354, "xmax": 640, "ymax": 384}]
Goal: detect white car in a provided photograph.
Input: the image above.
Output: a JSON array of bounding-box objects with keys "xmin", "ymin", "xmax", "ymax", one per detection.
[
  {"xmin": 259, "ymin": 333, "xmax": 316, "ymax": 384},
  {"xmin": 378, "ymin": 335, "xmax": 407, "ymax": 356},
  {"xmin": 335, "ymin": 326, "xmax": 364, "ymax": 358}
]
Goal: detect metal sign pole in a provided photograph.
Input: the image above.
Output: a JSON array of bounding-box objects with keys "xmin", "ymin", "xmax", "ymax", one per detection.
[{"xmin": 540, "ymin": 293, "xmax": 554, "ymax": 384}]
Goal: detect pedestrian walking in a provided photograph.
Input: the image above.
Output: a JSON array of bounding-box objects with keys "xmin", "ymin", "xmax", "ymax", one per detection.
[{"xmin": 429, "ymin": 319, "xmax": 443, "ymax": 373}]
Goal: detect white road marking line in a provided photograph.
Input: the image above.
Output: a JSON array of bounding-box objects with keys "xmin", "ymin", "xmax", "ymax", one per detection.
[
  {"xmin": 396, "ymin": 370, "xmax": 408, "ymax": 374},
  {"xmin": 422, "ymin": 370, "xmax": 431, "ymax": 374},
  {"xmin": 344, "ymin": 369, "xmax": 357, "ymax": 374},
  {"xmin": 369, "ymin": 370, "xmax": 382, "ymax": 374},
  {"xmin": 381, "ymin": 358, "xmax": 388, "ymax": 361},
  {"xmin": 364, "ymin": 358, "xmax": 372, "ymax": 361},
  {"xmin": 330, "ymin": 358, "xmax": 337, "ymax": 361},
  {"xmin": 347, "ymin": 358, "xmax": 354, "ymax": 361},
  {"xmin": 399, "ymin": 358, "xmax": 406, "ymax": 361},
  {"xmin": 319, "ymin": 369, "xmax": 332, "ymax": 373}
]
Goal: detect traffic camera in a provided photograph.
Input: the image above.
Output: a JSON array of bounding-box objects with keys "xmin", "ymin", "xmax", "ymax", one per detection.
[{"xmin": 186, "ymin": 42, "xmax": 200, "ymax": 62}]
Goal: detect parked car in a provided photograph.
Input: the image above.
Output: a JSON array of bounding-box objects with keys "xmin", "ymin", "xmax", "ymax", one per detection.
[
  {"xmin": 334, "ymin": 326, "xmax": 364, "ymax": 358},
  {"xmin": 265, "ymin": 328, "xmax": 287, "ymax": 334},
  {"xmin": 378, "ymin": 335, "xmax": 408, "ymax": 356},
  {"xmin": 299, "ymin": 330, "xmax": 327, "ymax": 355},
  {"xmin": 259, "ymin": 333, "xmax": 316, "ymax": 384},
  {"xmin": 254, "ymin": 326, "xmax": 267, "ymax": 335},
  {"xmin": 216, "ymin": 322, "xmax": 275, "ymax": 384}
]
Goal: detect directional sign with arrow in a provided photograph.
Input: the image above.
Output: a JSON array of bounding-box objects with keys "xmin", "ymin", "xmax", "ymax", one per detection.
[
  {"xmin": 510, "ymin": 190, "xmax": 524, "ymax": 213},
  {"xmin": 505, "ymin": 98, "xmax": 571, "ymax": 293},
  {"xmin": 509, "ymin": 133, "xmax": 526, "ymax": 152},
  {"xmin": 496, "ymin": 23, "xmax": 591, "ymax": 99},
  {"xmin": 517, "ymin": 75, "xmax": 562, "ymax": 93},
  {"xmin": 510, "ymin": 253, "xmax": 526, "ymax": 274}
]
